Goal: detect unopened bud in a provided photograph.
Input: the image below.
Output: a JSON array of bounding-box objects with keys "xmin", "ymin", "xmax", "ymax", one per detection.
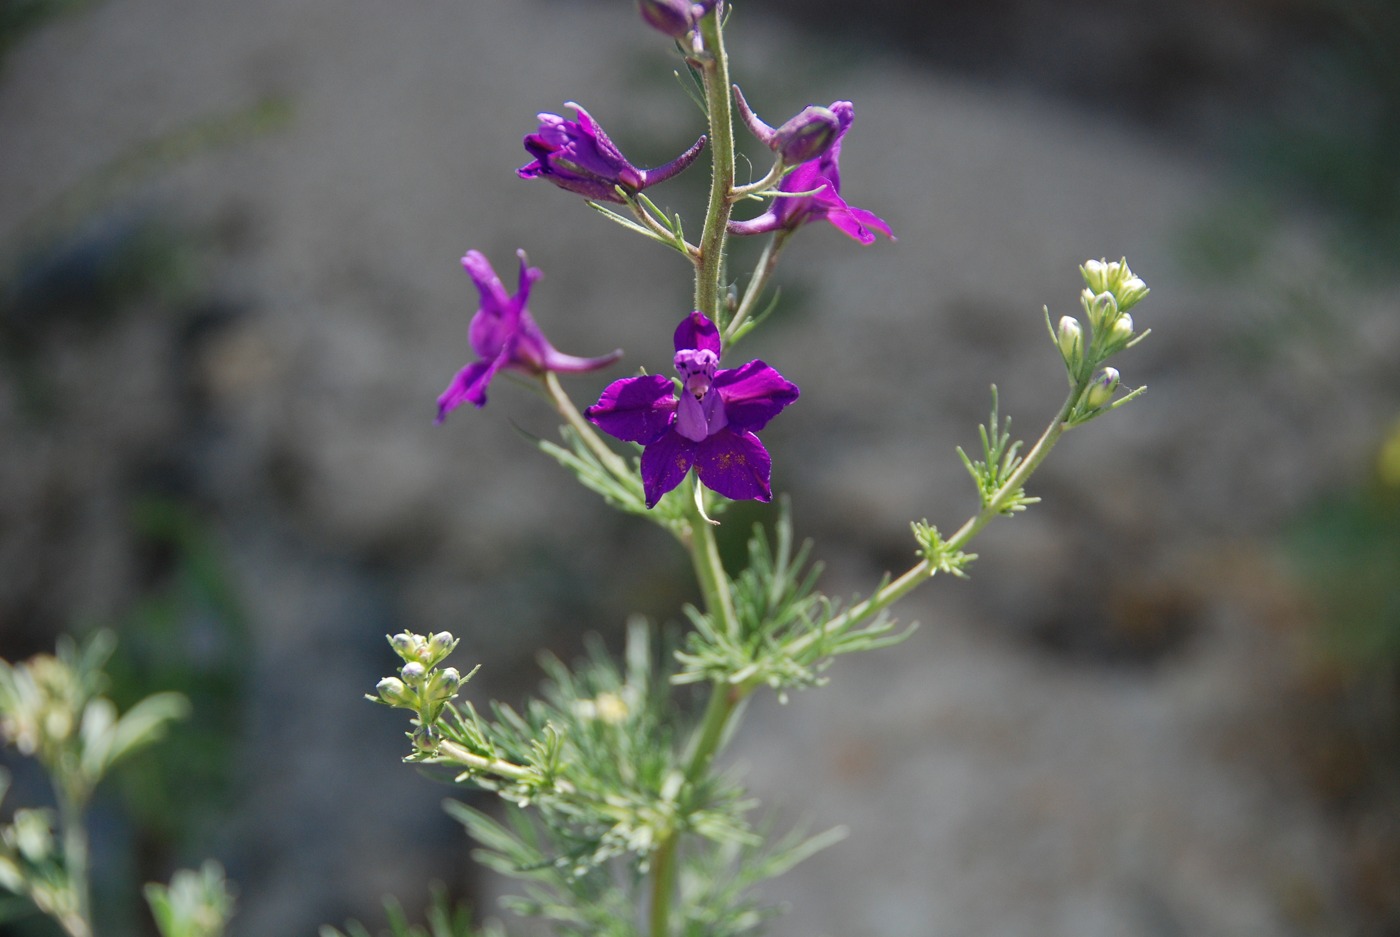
[
  {"xmin": 773, "ymin": 106, "xmax": 841, "ymax": 165},
  {"xmin": 1084, "ymin": 290, "xmax": 1118, "ymax": 332},
  {"xmin": 1081, "ymin": 259, "xmax": 1110, "ymax": 294},
  {"xmin": 1108, "ymin": 312, "xmax": 1134, "ymax": 346},
  {"xmin": 400, "ymin": 661, "xmax": 426, "ymax": 684},
  {"xmin": 426, "ymin": 631, "xmax": 457, "ymax": 663},
  {"xmin": 389, "ymin": 632, "xmax": 418, "ymax": 660},
  {"xmin": 1085, "ymin": 367, "xmax": 1120, "ymax": 409},
  {"xmin": 434, "ymin": 667, "xmax": 462, "ymax": 697},
  {"xmin": 637, "ymin": 0, "xmax": 694, "ymax": 38},
  {"xmin": 1116, "ymin": 274, "xmax": 1150, "ymax": 311},
  {"xmin": 375, "ymin": 676, "xmax": 411, "ymax": 706},
  {"xmin": 1057, "ymin": 316, "xmax": 1083, "ymax": 368}
]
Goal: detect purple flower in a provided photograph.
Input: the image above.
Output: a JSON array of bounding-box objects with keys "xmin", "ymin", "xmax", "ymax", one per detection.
[
  {"xmin": 728, "ymin": 99, "xmax": 893, "ymax": 245},
  {"xmin": 586, "ymin": 311, "xmax": 799, "ymax": 508},
  {"xmin": 436, "ymin": 250, "xmax": 621, "ymax": 422},
  {"xmin": 518, "ymin": 103, "xmax": 706, "ymax": 204}
]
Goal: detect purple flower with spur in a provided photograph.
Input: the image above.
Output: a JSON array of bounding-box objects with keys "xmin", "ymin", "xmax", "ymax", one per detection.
[
  {"xmin": 436, "ymin": 249, "xmax": 621, "ymax": 422},
  {"xmin": 518, "ymin": 102, "xmax": 706, "ymax": 204},
  {"xmin": 728, "ymin": 97, "xmax": 893, "ymax": 245},
  {"xmin": 586, "ymin": 311, "xmax": 799, "ymax": 508}
]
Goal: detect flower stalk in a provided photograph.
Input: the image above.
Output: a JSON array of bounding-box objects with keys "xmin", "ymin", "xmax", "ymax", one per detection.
[{"xmin": 693, "ymin": 7, "xmax": 736, "ymax": 324}]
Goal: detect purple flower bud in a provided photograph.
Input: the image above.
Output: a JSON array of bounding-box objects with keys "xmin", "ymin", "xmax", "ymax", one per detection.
[
  {"xmin": 518, "ymin": 103, "xmax": 706, "ymax": 204},
  {"xmin": 638, "ymin": 0, "xmax": 694, "ymax": 38},
  {"xmin": 773, "ymin": 106, "xmax": 843, "ymax": 165},
  {"xmin": 436, "ymin": 250, "xmax": 622, "ymax": 420}
]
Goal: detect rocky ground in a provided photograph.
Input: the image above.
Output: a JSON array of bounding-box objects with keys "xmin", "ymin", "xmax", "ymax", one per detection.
[{"xmin": 2, "ymin": 0, "xmax": 1398, "ymax": 935}]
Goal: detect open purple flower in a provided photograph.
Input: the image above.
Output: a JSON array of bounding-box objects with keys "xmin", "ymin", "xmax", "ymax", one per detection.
[
  {"xmin": 728, "ymin": 99, "xmax": 893, "ymax": 245},
  {"xmin": 518, "ymin": 103, "xmax": 706, "ymax": 204},
  {"xmin": 436, "ymin": 249, "xmax": 621, "ymax": 422},
  {"xmin": 586, "ymin": 311, "xmax": 799, "ymax": 508}
]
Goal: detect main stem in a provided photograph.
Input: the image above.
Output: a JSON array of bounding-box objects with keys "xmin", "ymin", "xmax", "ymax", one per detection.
[
  {"xmin": 693, "ymin": 11, "xmax": 735, "ymax": 323},
  {"xmin": 56, "ymin": 790, "xmax": 92, "ymax": 937},
  {"xmin": 650, "ymin": 13, "xmax": 744, "ymax": 934}
]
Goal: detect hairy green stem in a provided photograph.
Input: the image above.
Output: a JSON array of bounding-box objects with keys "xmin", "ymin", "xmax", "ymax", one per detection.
[
  {"xmin": 435, "ymin": 739, "xmax": 534, "ymax": 782},
  {"xmin": 655, "ymin": 12, "xmax": 743, "ymax": 904},
  {"xmin": 693, "ymin": 12, "xmax": 735, "ymax": 323}
]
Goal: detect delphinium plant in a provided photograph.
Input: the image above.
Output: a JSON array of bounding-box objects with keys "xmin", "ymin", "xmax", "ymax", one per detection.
[
  {"xmin": 0, "ymin": 631, "xmax": 235, "ymax": 937},
  {"xmin": 367, "ymin": 2, "xmax": 1153, "ymax": 935}
]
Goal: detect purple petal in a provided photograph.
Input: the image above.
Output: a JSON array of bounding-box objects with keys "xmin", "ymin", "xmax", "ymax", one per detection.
[
  {"xmin": 640, "ymin": 430, "xmax": 697, "ymax": 508},
  {"xmin": 586, "ymin": 374, "xmax": 677, "ymax": 444},
  {"xmin": 673, "ymin": 311, "xmax": 722, "ymax": 355},
  {"xmin": 712, "ymin": 359, "xmax": 800, "ymax": 432},
  {"xmin": 693, "ymin": 428, "xmax": 772, "ymax": 502},
  {"xmin": 436, "ymin": 357, "xmax": 501, "ymax": 422},
  {"xmin": 462, "ymin": 251, "xmax": 517, "ymax": 358},
  {"xmin": 674, "ymin": 388, "xmax": 728, "ymax": 442},
  {"xmin": 824, "ymin": 200, "xmax": 895, "ymax": 245},
  {"xmin": 566, "ymin": 103, "xmax": 635, "ymax": 177}
]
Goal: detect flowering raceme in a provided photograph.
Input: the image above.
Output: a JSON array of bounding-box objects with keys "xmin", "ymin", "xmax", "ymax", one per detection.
[
  {"xmin": 436, "ymin": 250, "xmax": 621, "ymax": 421},
  {"xmin": 518, "ymin": 102, "xmax": 706, "ymax": 203},
  {"xmin": 586, "ymin": 311, "xmax": 799, "ymax": 507},
  {"xmin": 729, "ymin": 96, "xmax": 893, "ymax": 245}
]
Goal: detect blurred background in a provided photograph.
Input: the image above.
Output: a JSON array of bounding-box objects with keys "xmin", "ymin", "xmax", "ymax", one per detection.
[{"xmin": 2, "ymin": 0, "xmax": 1399, "ymax": 934}]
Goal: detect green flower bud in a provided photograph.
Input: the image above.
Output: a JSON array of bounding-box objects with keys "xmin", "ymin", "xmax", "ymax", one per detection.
[
  {"xmin": 1116, "ymin": 274, "xmax": 1150, "ymax": 311},
  {"xmin": 426, "ymin": 631, "xmax": 457, "ymax": 663},
  {"xmin": 1057, "ymin": 315, "xmax": 1083, "ymax": 369},
  {"xmin": 1108, "ymin": 312, "xmax": 1134, "ymax": 347},
  {"xmin": 400, "ymin": 661, "xmax": 426, "ymax": 684},
  {"xmin": 375, "ymin": 676, "xmax": 412, "ymax": 706},
  {"xmin": 1084, "ymin": 290, "xmax": 1118, "ymax": 333},
  {"xmin": 1085, "ymin": 367, "xmax": 1120, "ymax": 409},
  {"xmin": 389, "ymin": 632, "xmax": 419, "ymax": 660},
  {"xmin": 430, "ymin": 667, "xmax": 461, "ymax": 701},
  {"xmin": 1080, "ymin": 259, "xmax": 1111, "ymax": 294}
]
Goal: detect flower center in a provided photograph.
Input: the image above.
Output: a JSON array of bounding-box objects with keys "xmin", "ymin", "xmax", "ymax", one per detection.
[{"xmin": 673, "ymin": 348, "xmax": 727, "ymax": 442}]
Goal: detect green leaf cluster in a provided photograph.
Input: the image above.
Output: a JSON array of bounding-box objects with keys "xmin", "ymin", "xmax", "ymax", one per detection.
[
  {"xmin": 321, "ymin": 885, "xmax": 496, "ymax": 937},
  {"xmin": 673, "ymin": 502, "xmax": 912, "ymax": 698},
  {"xmin": 956, "ymin": 387, "xmax": 1039, "ymax": 517}
]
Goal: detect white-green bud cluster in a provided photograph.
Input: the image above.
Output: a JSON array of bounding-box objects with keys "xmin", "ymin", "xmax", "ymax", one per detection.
[
  {"xmin": 1045, "ymin": 258, "xmax": 1151, "ymax": 426},
  {"xmin": 371, "ymin": 631, "xmax": 473, "ymax": 716},
  {"xmin": 1081, "ymin": 258, "xmax": 1149, "ymax": 311}
]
